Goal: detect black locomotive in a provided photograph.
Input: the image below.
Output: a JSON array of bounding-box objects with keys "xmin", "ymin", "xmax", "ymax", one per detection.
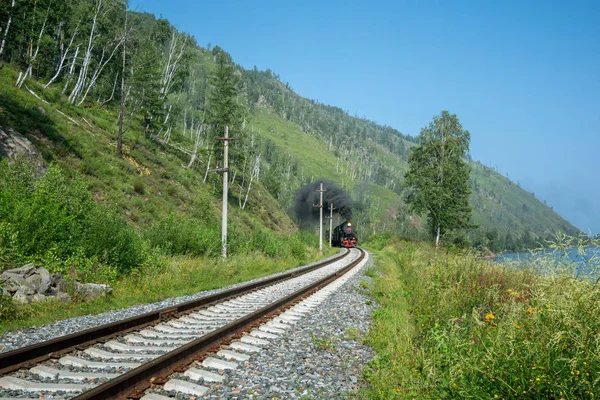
[{"xmin": 331, "ymin": 221, "xmax": 357, "ymax": 248}]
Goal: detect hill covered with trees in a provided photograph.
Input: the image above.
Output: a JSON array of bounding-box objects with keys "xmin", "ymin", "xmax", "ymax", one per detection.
[{"xmin": 0, "ymin": 0, "xmax": 579, "ymax": 270}]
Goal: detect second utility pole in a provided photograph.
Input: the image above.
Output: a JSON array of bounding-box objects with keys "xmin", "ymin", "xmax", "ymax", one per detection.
[
  {"xmin": 316, "ymin": 181, "xmax": 327, "ymax": 251},
  {"xmin": 328, "ymin": 203, "xmax": 335, "ymax": 247}
]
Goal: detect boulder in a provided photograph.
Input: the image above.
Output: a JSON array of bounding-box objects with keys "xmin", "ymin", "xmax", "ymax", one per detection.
[
  {"xmin": 31, "ymin": 293, "xmax": 47, "ymax": 302},
  {"xmin": 76, "ymin": 283, "xmax": 112, "ymax": 301},
  {"xmin": 1, "ymin": 272, "xmax": 28, "ymax": 284},
  {"xmin": 37, "ymin": 267, "xmax": 52, "ymax": 294},
  {"xmin": 55, "ymin": 292, "xmax": 71, "ymax": 303},
  {"xmin": 25, "ymin": 274, "xmax": 42, "ymax": 292},
  {"xmin": 0, "ymin": 127, "xmax": 46, "ymax": 175},
  {"xmin": 13, "ymin": 289, "xmax": 33, "ymax": 303},
  {"xmin": 3, "ymin": 263, "xmax": 36, "ymax": 277}
]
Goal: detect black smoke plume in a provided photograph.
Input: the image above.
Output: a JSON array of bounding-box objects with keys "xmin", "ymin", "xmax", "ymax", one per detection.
[{"xmin": 294, "ymin": 179, "xmax": 353, "ymax": 227}]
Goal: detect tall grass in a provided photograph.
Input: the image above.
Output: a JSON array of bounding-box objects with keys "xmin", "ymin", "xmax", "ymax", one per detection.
[
  {"xmin": 362, "ymin": 236, "xmax": 600, "ymax": 399},
  {"xmin": 0, "ymin": 247, "xmax": 337, "ymax": 332}
]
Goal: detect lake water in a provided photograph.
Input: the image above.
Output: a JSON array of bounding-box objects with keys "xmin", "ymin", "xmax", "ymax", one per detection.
[{"xmin": 495, "ymin": 246, "xmax": 600, "ymax": 280}]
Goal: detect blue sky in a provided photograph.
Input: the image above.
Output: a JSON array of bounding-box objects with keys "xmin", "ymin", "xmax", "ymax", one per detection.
[{"xmin": 133, "ymin": 0, "xmax": 600, "ymax": 235}]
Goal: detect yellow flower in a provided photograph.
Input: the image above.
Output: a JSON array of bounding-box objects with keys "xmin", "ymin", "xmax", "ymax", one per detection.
[
  {"xmin": 513, "ymin": 323, "xmax": 521, "ymax": 329},
  {"xmin": 526, "ymin": 307, "xmax": 534, "ymax": 315},
  {"xmin": 485, "ymin": 313, "xmax": 495, "ymax": 322},
  {"xmin": 507, "ymin": 288, "xmax": 520, "ymax": 298}
]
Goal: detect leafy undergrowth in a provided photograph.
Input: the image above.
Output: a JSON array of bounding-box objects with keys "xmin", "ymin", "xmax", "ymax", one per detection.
[
  {"xmin": 0, "ymin": 248, "xmax": 337, "ymax": 333},
  {"xmin": 361, "ymin": 236, "xmax": 600, "ymax": 399}
]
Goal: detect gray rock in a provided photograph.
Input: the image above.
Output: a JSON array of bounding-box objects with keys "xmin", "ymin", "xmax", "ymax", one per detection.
[
  {"xmin": 76, "ymin": 283, "xmax": 112, "ymax": 301},
  {"xmin": 1, "ymin": 279, "xmax": 21, "ymax": 294},
  {"xmin": 25, "ymin": 274, "xmax": 42, "ymax": 292},
  {"xmin": 32, "ymin": 293, "xmax": 47, "ymax": 302},
  {"xmin": 15, "ymin": 284, "xmax": 35, "ymax": 296},
  {"xmin": 1, "ymin": 271, "xmax": 27, "ymax": 284},
  {"xmin": 13, "ymin": 290, "xmax": 33, "ymax": 303},
  {"xmin": 55, "ymin": 278, "xmax": 69, "ymax": 294},
  {"xmin": 0, "ymin": 127, "xmax": 46, "ymax": 175},
  {"xmin": 56, "ymin": 292, "xmax": 72, "ymax": 303},
  {"xmin": 37, "ymin": 267, "xmax": 52, "ymax": 294},
  {"xmin": 3, "ymin": 263, "xmax": 36, "ymax": 277}
]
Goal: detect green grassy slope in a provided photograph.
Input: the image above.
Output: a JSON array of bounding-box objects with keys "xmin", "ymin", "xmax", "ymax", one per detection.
[{"xmin": 0, "ymin": 66, "xmax": 295, "ymax": 240}]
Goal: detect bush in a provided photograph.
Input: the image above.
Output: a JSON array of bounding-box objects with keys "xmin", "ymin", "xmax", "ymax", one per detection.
[
  {"xmin": 144, "ymin": 213, "xmax": 221, "ymax": 257},
  {"xmin": 0, "ymin": 161, "xmax": 145, "ymax": 277}
]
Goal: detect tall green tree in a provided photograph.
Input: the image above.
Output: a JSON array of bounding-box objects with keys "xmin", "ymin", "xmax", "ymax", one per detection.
[
  {"xmin": 205, "ymin": 51, "xmax": 246, "ymax": 139},
  {"xmin": 405, "ymin": 111, "xmax": 473, "ymax": 247}
]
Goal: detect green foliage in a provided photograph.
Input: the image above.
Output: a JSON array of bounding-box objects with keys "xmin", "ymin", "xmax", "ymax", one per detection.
[
  {"xmin": 205, "ymin": 51, "xmax": 247, "ymax": 138},
  {"xmin": 144, "ymin": 213, "xmax": 220, "ymax": 257},
  {"xmin": 405, "ymin": 111, "xmax": 474, "ymax": 245},
  {"xmin": 362, "ymin": 237, "xmax": 600, "ymax": 399},
  {"xmin": 0, "ymin": 161, "xmax": 144, "ymax": 277},
  {"xmin": 0, "ymin": 294, "xmax": 17, "ymax": 321}
]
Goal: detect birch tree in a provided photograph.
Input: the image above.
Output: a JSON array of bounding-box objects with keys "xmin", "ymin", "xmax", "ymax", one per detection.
[
  {"xmin": 0, "ymin": 0, "xmax": 16, "ymax": 56},
  {"xmin": 16, "ymin": 2, "xmax": 51, "ymax": 88},
  {"xmin": 404, "ymin": 111, "xmax": 473, "ymax": 248}
]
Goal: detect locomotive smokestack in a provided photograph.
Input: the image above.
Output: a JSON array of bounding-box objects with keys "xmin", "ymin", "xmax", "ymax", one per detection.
[{"xmin": 293, "ymin": 179, "xmax": 353, "ymax": 227}]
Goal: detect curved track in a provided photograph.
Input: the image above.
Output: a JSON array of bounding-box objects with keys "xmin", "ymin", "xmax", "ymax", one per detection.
[{"xmin": 0, "ymin": 248, "xmax": 365, "ymax": 400}]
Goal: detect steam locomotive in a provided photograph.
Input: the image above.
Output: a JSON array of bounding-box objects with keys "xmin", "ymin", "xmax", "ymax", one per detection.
[{"xmin": 331, "ymin": 221, "xmax": 358, "ymax": 248}]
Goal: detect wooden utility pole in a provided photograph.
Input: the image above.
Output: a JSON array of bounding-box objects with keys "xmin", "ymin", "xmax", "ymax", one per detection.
[
  {"xmin": 314, "ymin": 182, "xmax": 327, "ymax": 251},
  {"xmin": 216, "ymin": 125, "xmax": 235, "ymax": 259},
  {"xmin": 326, "ymin": 203, "xmax": 335, "ymax": 247}
]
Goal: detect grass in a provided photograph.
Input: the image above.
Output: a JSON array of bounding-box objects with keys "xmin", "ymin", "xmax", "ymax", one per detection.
[
  {"xmin": 360, "ymin": 235, "xmax": 600, "ymax": 399},
  {"xmin": 0, "ymin": 247, "xmax": 337, "ymax": 333}
]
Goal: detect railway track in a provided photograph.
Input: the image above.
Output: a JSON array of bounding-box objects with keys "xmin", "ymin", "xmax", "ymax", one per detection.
[{"xmin": 0, "ymin": 248, "xmax": 366, "ymax": 399}]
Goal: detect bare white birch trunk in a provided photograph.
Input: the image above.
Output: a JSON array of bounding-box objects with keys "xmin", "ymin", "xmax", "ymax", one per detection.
[
  {"xmin": 76, "ymin": 39, "xmax": 122, "ymax": 106},
  {"xmin": 159, "ymin": 30, "xmax": 187, "ymax": 100},
  {"xmin": 16, "ymin": 5, "xmax": 50, "ymax": 88},
  {"xmin": 46, "ymin": 20, "xmax": 81, "ymax": 88},
  {"xmin": 62, "ymin": 45, "xmax": 79, "ymax": 95},
  {"xmin": 0, "ymin": 0, "xmax": 15, "ymax": 56},
  {"xmin": 203, "ymin": 152, "xmax": 212, "ymax": 183},
  {"xmin": 69, "ymin": 0, "xmax": 102, "ymax": 104},
  {"xmin": 242, "ymin": 154, "xmax": 261, "ymax": 209}
]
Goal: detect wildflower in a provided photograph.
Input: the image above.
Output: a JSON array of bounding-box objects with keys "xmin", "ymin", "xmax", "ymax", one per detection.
[
  {"xmin": 485, "ymin": 313, "xmax": 495, "ymax": 322},
  {"xmin": 513, "ymin": 323, "xmax": 521, "ymax": 329},
  {"xmin": 526, "ymin": 307, "xmax": 534, "ymax": 315}
]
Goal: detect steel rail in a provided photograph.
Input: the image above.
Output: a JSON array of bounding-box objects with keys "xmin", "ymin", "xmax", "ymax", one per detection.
[
  {"xmin": 75, "ymin": 248, "xmax": 365, "ymax": 400},
  {"xmin": 0, "ymin": 249, "xmax": 350, "ymax": 375}
]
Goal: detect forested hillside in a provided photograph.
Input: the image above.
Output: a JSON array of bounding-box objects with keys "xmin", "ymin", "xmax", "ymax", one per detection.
[{"xmin": 0, "ymin": 0, "xmax": 579, "ymax": 263}]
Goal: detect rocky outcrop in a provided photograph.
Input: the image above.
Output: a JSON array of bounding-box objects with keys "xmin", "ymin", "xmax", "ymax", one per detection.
[
  {"xmin": 0, "ymin": 263, "xmax": 112, "ymax": 303},
  {"xmin": 0, "ymin": 126, "xmax": 46, "ymax": 175}
]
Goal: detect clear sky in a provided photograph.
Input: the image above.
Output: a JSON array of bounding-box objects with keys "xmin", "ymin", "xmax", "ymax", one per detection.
[{"xmin": 132, "ymin": 0, "xmax": 600, "ymax": 235}]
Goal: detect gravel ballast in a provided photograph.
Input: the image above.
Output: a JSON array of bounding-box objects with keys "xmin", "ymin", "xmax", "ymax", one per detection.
[
  {"xmin": 197, "ymin": 252, "xmax": 376, "ymax": 399},
  {"xmin": 0, "ymin": 251, "xmax": 345, "ymax": 354}
]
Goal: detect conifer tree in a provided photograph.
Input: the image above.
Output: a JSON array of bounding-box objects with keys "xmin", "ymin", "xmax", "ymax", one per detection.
[
  {"xmin": 405, "ymin": 111, "xmax": 473, "ymax": 247},
  {"xmin": 205, "ymin": 51, "xmax": 246, "ymax": 139}
]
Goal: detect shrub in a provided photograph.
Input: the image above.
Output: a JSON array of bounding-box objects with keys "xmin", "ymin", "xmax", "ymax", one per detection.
[
  {"xmin": 0, "ymin": 161, "xmax": 145, "ymax": 277},
  {"xmin": 133, "ymin": 179, "xmax": 145, "ymax": 194}
]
